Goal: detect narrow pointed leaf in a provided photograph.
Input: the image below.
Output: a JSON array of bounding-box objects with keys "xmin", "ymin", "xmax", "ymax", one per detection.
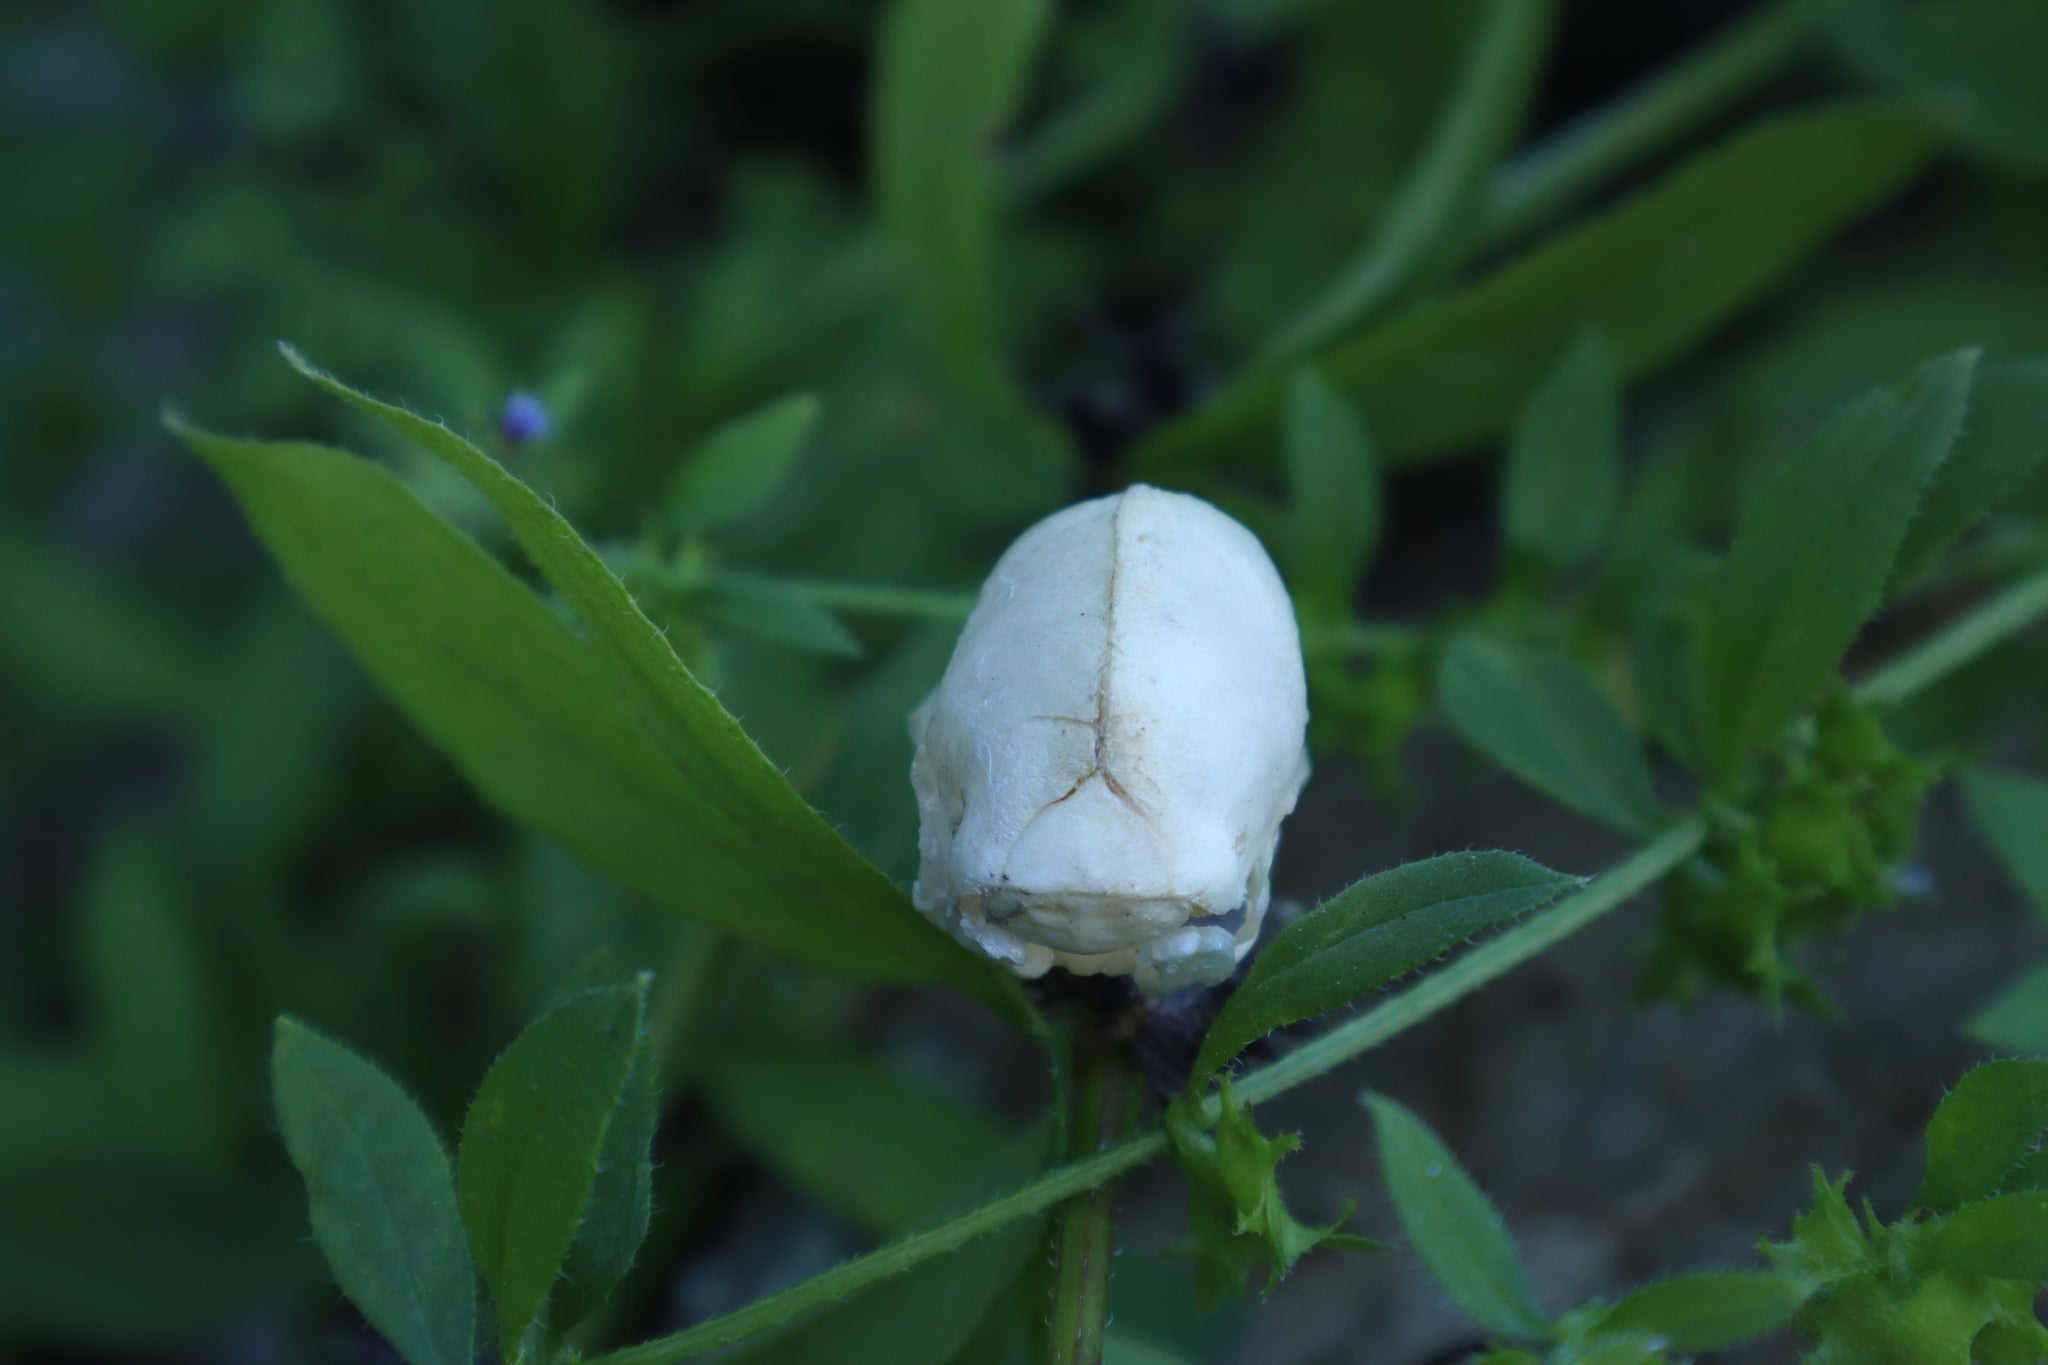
[
  {"xmin": 1888, "ymin": 358, "xmax": 2048, "ymax": 590},
  {"xmin": 1196, "ymin": 852, "xmax": 1579, "ymax": 1076},
  {"xmin": 1437, "ymin": 633, "xmax": 1661, "ymax": 834},
  {"xmin": 170, "ymin": 403, "xmax": 1027, "ymax": 1023},
  {"xmin": 1368, "ymin": 1093, "xmax": 1550, "ymax": 1342},
  {"xmin": 458, "ymin": 980, "xmax": 647, "ymax": 1347},
  {"xmin": 550, "ymin": 1000, "xmax": 659, "ymax": 1332},
  {"xmin": 1598, "ymin": 1271, "xmax": 1807, "ymax": 1351},
  {"xmin": 1134, "ymin": 102, "xmax": 1938, "ymax": 477},
  {"xmin": 1504, "ymin": 332, "xmax": 1621, "ymax": 570},
  {"xmin": 874, "ymin": 0, "xmax": 1048, "ymax": 385},
  {"xmin": 1284, "ymin": 368, "xmax": 1382, "ymax": 615},
  {"xmin": 1916, "ymin": 1059, "xmax": 2048, "ymax": 1213},
  {"xmin": 1699, "ymin": 349, "xmax": 1976, "ymax": 773},
  {"xmin": 271, "ymin": 1019, "xmax": 474, "ymax": 1365}
]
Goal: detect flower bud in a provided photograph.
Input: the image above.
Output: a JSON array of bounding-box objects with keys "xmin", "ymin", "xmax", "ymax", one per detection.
[{"xmin": 910, "ymin": 484, "xmax": 1309, "ymax": 993}]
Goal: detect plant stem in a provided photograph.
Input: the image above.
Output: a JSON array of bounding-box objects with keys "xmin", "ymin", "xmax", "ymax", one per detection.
[
  {"xmin": 1852, "ymin": 564, "xmax": 2048, "ymax": 706},
  {"xmin": 1048, "ymin": 1038, "xmax": 1138, "ymax": 1365},
  {"xmin": 1473, "ymin": 0, "xmax": 1813, "ymax": 252},
  {"xmin": 587, "ymin": 552, "xmax": 2048, "ymax": 1365},
  {"xmin": 787, "ymin": 579, "xmax": 978, "ymax": 621}
]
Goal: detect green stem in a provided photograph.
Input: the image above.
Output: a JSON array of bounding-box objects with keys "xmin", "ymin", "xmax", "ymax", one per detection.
[
  {"xmin": 1301, "ymin": 619, "xmax": 1422, "ymax": 658},
  {"xmin": 587, "ymin": 551, "xmax": 2048, "ymax": 1365},
  {"xmin": 1853, "ymin": 564, "xmax": 2048, "ymax": 706},
  {"xmin": 1048, "ymin": 1040, "xmax": 1137, "ymax": 1365},
  {"xmin": 1473, "ymin": 0, "xmax": 1813, "ymax": 252}
]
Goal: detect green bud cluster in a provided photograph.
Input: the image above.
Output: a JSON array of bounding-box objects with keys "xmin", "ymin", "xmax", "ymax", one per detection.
[{"xmin": 1639, "ymin": 691, "xmax": 1938, "ymax": 1010}]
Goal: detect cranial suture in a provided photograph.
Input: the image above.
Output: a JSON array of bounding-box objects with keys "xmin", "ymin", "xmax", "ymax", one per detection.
[{"xmin": 910, "ymin": 484, "xmax": 1310, "ymax": 994}]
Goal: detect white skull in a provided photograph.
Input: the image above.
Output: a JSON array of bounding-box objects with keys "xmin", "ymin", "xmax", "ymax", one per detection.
[{"xmin": 910, "ymin": 484, "xmax": 1310, "ymax": 994}]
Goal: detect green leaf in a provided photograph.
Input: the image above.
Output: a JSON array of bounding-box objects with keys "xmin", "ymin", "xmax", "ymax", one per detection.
[
  {"xmin": 699, "ymin": 1037, "xmax": 1009, "ymax": 1236},
  {"xmin": 1963, "ymin": 769, "xmax": 2048, "ymax": 918},
  {"xmin": 1168, "ymin": 1079, "xmax": 1380, "ymax": 1308},
  {"xmin": 1969, "ymin": 966, "xmax": 2048, "ymax": 1055},
  {"xmin": 1699, "ymin": 349, "xmax": 1976, "ymax": 773},
  {"xmin": 1915, "ymin": 1059, "xmax": 2048, "ymax": 1214},
  {"xmin": 75, "ymin": 830, "xmax": 227, "ymax": 1165},
  {"xmin": 1283, "ymin": 368, "xmax": 1382, "ymax": 615},
  {"xmin": 1368, "ymin": 1093, "xmax": 1550, "ymax": 1342},
  {"xmin": 1261, "ymin": 0, "xmax": 1555, "ymax": 358},
  {"xmin": 1596, "ymin": 1271, "xmax": 1807, "ymax": 1352},
  {"xmin": 1928, "ymin": 1192, "xmax": 2048, "ymax": 1280},
  {"xmin": 549, "ymin": 996, "xmax": 659, "ymax": 1332},
  {"xmin": 1436, "ymin": 633, "xmax": 1661, "ymax": 834},
  {"xmin": 458, "ymin": 980, "xmax": 648, "ymax": 1348},
  {"xmin": 271, "ymin": 1019, "xmax": 474, "ymax": 1365},
  {"xmin": 1197, "ymin": 852, "xmax": 1580, "ymax": 1076},
  {"xmin": 1889, "ymin": 358, "xmax": 2048, "ymax": 590},
  {"xmin": 695, "ymin": 571, "xmax": 862, "ymax": 659},
  {"xmin": 1631, "ymin": 615, "xmax": 1711, "ymax": 776},
  {"xmin": 1134, "ymin": 101, "xmax": 1939, "ymax": 477},
  {"xmin": 1824, "ymin": 0, "xmax": 2048, "ymax": 171},
  {"xmin": 169, "ymin": 402, "xmax": 1026, "ymax": 1022},
  {"xmin": 873, "ymin": 0, "xmax": 1048, "ymax": 385},
  {"xmin": 660, "ymin": 393, "xmax": 818, "ymax": 535},
  {"xmin": 1504, "ymin": 333, "xmax": 1621, "ymax": 570}
]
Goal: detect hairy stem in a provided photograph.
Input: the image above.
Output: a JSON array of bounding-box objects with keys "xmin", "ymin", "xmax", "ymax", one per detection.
[
  {"xmin": 1852, "ymin": 564, "xmax": 2048, "ymax": 706},
  {"xmin": 1048, "ymin": 1039, "xmax": 1138, "ymax": 1365},
  {"xmin": 587, "ymin": 553, "xmax": 2048, "ymax": 1365}
]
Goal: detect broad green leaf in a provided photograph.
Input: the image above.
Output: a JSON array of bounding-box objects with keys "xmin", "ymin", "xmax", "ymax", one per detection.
[
  {"xmin": 1927, "ymin": 1192, "xmax": 2048, "ymax": 1280},
  {"xmin": 1262, "ymin": 0, "xmax": 1554, "ymax": 358},
  {"xmin": 271, "ymin": 1019, "xmax": 474, "ymax": 1365},
  {"xmin": 873, "ymin": 0, "xmax": 1048, "ymax": 385},
  {"xmin": 1699, "ymin": 349, "xmax": 1976, "ymax": 773},
  {"xmin": 168, "ymin": 410, "xmax": 1026, "ymax": 1022},
  {"xmin": 1197, "ymin": 852, "xmax": 1578, "ymax": 1076},
  {"xmin": 1963, "ymin": 769, "xmax": 2048, "ymax": 917},
  {"xmin": 727, "ymin": 1126, "xmax": 1052, "ymax": 1365},
  {"xmin": 660, "ymin": 393, "xmax": 818, "ymax": 535},
  {"xmin": 699, "ymin": 1037, "xmax": 1009, "ymax": 1236},
  {"xmin": 1134, "ymin": 101, "xmax": 1938, "ymax": 477},
  {"xmin": 1168, "ymin": 1078, "xmax": 1380, "ymax": 1307},
  {"xmin": 1436, "ymin": 633, "xmax": 1661, "ymax": 834},
  {"xmin": 1969, "ymin": 967, "xmax": 2048, "ymax": 1055},
  {"xmin": 549, "ymin": 998, "xmax": 658, "ymax": 1332},
  {"xmin": 1889, "ymin": 359, "xmax": 2048, "ymax": 590},
  {"xmin": 1915, "ymin": 1059, "xmax": 2048, "ymax": 1214},
  {"xmin": 1597, "ymin": 1272, "xmax": 1807, "ymax": 1351},
  {"xmin": 75, "ymin": 831, "xmax": 227, "ymax": 1165},
  {"xmin": 1504, "ymin": 333, "xmax": 1621, "ymax": 570},
  {"xmin": 1824, "ymin": 0, "xmax": 2048, "ymax": 171},
  {"xmin": 458, "ymin": 980, "xmax": 647, "ymax": 1348},
  {"xmin": 1283, "ymin": 368, "xmax": 1382, "ymax": 615},
  {"xmin": 696, "ymin": 571, "xmax": 862, "ymax": 659},
  {"xmin": 1368, "ymin": 1093, "xmax": 1550, "ymax": 1342}
]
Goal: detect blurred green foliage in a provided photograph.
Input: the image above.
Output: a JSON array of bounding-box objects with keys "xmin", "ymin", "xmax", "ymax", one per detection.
[{"xmin": 6, "ymin": 0, "xmax": 2048, "ymax": 1360}]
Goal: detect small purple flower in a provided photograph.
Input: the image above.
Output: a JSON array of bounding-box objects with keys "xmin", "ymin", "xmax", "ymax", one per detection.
[{"xmin": 500, "ymin": 390, "xmax": 551, "ymax": 445}]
